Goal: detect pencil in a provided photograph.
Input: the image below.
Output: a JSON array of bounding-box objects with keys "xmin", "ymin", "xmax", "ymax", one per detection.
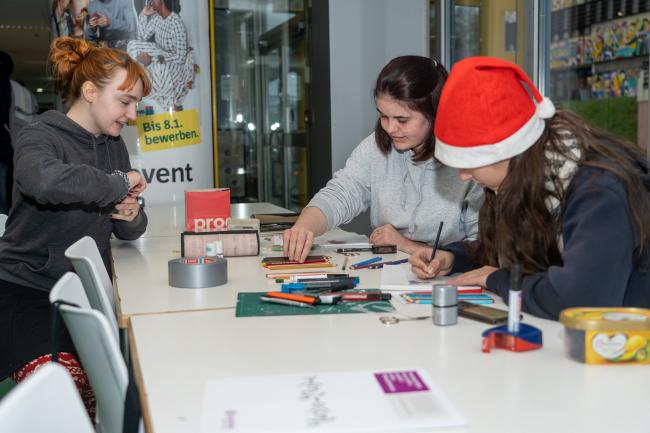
[
  {"xmin": 430, "ymin": 221, "xmax": 444, "ymax": 261},
  {"xmin": 342, "ymin": 256, "xmax": 349, "ymax": 271}
]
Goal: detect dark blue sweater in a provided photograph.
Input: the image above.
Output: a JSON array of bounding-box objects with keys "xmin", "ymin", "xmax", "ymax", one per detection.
[{"xmin": 444, "ymin": 165, "xmax": 650, "ymax": 320}]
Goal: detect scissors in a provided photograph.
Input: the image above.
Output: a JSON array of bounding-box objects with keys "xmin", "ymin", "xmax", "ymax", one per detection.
[{"xmin": 379, "ymin": 315, "xmax": 431, "ymax": 325}]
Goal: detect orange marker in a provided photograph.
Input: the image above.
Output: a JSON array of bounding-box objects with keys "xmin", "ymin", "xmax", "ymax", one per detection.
[{"xmin": 265, "ymin": 291, "xmax": 320, "ymax": 305}]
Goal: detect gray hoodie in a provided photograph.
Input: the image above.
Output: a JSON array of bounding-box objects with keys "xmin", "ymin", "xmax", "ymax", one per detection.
[
  {"xmin": 308, "ymin": 133, "xmax": 483, "ymax": 245},
  {"xmin": 0, "ymin": 110, "xmax": 147, "ymax": 291}
]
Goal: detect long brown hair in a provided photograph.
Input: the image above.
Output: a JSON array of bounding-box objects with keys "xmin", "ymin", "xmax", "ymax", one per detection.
[
  {"xmin": 49, "ymin": 36, "xmax": 151, "ymax": 102},
  {"xmin": 471, "ymin": 108, "xmax": 650, "ymax": 274},
  {"xmin": 373, "ymin": 56, "xmax": 448, "ymax": 162}
]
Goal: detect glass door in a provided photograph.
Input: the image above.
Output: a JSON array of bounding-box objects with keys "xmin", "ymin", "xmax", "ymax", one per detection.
[
  {"xmin": 434, "ymin": 0, "xmax": 534, "ymax": 71},
  {"xmin": 213, "ymin": 0, "xmax": 309, "ymax": 211}
]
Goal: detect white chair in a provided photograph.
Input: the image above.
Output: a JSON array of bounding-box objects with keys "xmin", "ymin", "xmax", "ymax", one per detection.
[
  {"xmin": 0, "ymin": 363, "xmax": 95, "ymax": 433},
  {"xmin": 50, "ymin": 272, "xmax": 130, "ymax": 433},
  {"xmin": 0, "ymin": 213, "xmax": 8, "ymax": 236},
  {"xmin": 65, "ymin": 236, "xmax": 120, "ymax": 341}
]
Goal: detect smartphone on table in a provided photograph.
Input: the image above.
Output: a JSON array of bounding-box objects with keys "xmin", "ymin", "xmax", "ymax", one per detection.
[{"xmin": 458, "ymin": 301, "xmax": 511, "ymax": 324}]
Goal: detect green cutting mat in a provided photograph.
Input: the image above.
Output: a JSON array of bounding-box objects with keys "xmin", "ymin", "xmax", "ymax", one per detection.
[{"xmin": 236, "ymin": 290, "xmax": 395, "ymax": 317}]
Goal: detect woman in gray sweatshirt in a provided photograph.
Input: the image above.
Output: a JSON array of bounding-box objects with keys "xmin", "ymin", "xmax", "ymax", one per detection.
[{"xmin": 284, "ymin": 56, "xmax": 483, "ymax": 262}]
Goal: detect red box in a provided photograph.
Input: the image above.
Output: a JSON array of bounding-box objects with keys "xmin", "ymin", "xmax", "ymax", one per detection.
[{"xmin": 185, "ymin": 188, "xmax": 231, "ymax": 232}]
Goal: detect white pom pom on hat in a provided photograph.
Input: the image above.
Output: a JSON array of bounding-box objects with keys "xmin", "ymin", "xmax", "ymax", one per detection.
[{"xmin": 536, "ymin": 96, "xmax": 556, "ymax": 119}]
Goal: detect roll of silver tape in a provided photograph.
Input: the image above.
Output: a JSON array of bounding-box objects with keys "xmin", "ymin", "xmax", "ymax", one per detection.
[{"xmin": 168, "ymin": 257, "xmax": 228, "ymax": 288}]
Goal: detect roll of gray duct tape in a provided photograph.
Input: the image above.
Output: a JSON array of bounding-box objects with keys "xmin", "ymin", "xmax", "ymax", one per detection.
[{"xmin": 168, "ymin": 257, "xmax": 228, "ymax": 288}]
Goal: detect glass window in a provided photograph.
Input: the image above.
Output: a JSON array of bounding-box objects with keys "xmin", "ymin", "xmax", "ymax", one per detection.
[
  {"xmin": 549, "ymin": 0, "xmax": 650, "ymax": 148},
  {"xmin": 447, "ymin": 0, "xmax": 531, "ymax": 68},
  {"xmin": 213, "ymin": 0, "xmax": 309, "ymax": 210}
]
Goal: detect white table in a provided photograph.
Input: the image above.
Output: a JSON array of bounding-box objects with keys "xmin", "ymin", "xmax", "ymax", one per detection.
[
  {"xmin": 112, "ymin": 201, "xmax": 386, "ymax": 326},
  {"xmin": 112, "ymin": 202, "xmax": 291, "ymax": 325},
  {"xmin": 129, "ymin": 307, "xmax": 650, "ymax": 433},
  {"xmin": 112, "ymin": 236, "xmax": 396, "ymax": 326},
  {"xmin": 116, "ymin": 205, "xmax": 650, "ymax": 433}
]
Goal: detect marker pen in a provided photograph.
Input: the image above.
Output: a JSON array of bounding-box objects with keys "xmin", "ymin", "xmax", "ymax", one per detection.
[
  {"xmin": 508, "ymin": 263, "xmax": 522, "ymax": 333},
  {"xmin": 340, "ymin": 293, "xmax": 392, "ymax": 301},
  {"xmin": 350, "ymin": 262, "xmax": 384, "ymax": 270},
  {"xmin": 281, "ymin": 281, "xmax": 355, "ymax": 293},
  {"xmin": 265, "ymin": 291, "xmax": 320, "ymax": 305},
  {"xmin": 349, "ymin": 256, "xmax": 382, "ymax": 269},
  {"xmin": 284, "ymin": 277, "xmax": 357, "ymax": 288},
  {"xmin": 259, "ymin": 296, "xmax": 315, "ymax": 308},
  {"xmin": 293, "ymin": 275, "xmax": 357, "ymax": 284},
  {"xmin": 271, "ymin": 273, "xmax": 348, "ymax": 283},
  {"xmin": 336, "ymin": 244, "xmax": 397, "ymax": 254}
]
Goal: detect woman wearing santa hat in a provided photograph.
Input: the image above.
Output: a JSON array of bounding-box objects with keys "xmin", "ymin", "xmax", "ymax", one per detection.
[
  {"xmin": 410, "ymin": 56, "xmax": 650, "ymax": 320},
  {"xmin": 283, "ymin": 55, "xmax": 484, "ymax": 262}
]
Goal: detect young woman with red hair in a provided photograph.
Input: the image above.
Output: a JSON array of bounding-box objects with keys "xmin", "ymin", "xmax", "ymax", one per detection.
[{"xmin": 0, "ymin": 36, "xmax": 151, "ymax": 418}]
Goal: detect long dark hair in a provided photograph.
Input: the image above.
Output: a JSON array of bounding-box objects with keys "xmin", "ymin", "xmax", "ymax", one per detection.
[
  {"xmin": 471, "ymin": 108, "xmax": 650, "ymax": 274},
  {"xmin": 373, "ymin": 56, "xmax": 448, "ymax": 162}
]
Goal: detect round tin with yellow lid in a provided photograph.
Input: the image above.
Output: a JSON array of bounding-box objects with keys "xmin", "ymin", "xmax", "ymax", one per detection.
[{"xmin": 559, "ymin": 307, "xmax": 650, "ymax": 364}]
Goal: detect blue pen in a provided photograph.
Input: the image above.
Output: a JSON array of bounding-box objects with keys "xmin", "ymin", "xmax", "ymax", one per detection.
[
  {"xmin": 382, "ymin": 258, "xmax": 409, "ymax": 265},
  {"xmin": 409, "ymin": 299, "xmax": 494, "ymax": 305},
  {"xmin": 350, "ymin": 256, "xmax": 382, "ymax": 269}
]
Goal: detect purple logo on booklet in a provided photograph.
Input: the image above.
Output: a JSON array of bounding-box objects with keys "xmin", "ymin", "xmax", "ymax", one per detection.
[{"xmin": 374, "ymin": 370, "xmax": 430, "ymax": 394}]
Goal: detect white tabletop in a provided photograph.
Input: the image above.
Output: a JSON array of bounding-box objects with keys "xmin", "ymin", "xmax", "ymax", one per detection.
[
  {"xmin": 112, "ymin": 209, "xmax": 386, "ymax": 325},
  {"xmin": 129, "ymin": 307, "xmax": 650, "ymax": 433},
  {"xmin": 113, "ymin": 240, "xmax": 394, "ymax": 325},
  {"xmin": 116, "ymin": 206, "xmax": 650, "ymax": 433}
]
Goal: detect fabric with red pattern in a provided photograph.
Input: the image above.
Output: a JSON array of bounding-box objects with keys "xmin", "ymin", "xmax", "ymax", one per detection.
[{"xmin": 11, "ymin": 352, "xmax": 96, "ymax": 422}]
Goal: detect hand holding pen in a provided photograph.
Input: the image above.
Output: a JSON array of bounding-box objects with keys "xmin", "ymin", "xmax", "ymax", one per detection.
[
  {"xmin": 409, "ymin": 248, "xmax": 454, "ymax": 279},
  {"xmin": 409, "ymin": 222, "xmax": 454, "ymax": 279}
]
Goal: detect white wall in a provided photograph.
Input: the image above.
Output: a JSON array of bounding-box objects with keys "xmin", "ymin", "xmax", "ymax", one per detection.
[
  {"xmin": 329, "ymin": 0, "xmax": 429, "ymax": 172},
  {"xmin": 328, "ymin": 0, "xmax": 428, "ymax": 234}
]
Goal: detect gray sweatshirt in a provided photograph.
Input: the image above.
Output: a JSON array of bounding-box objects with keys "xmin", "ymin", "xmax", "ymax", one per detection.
[
  {"xmin": 0, "ymin": 110, "xmax": 147, "ymax": 291},
  {"xmin": 308, "ymin": 133, "xmax": 483, "ymax": 245}
]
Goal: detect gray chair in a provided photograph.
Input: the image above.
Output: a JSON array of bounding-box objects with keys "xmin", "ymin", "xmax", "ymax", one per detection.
[
  {"xmin": 0, "ymin": 363, "xmax": 95, "ymax": 433},
  {"xmin": 65, "ymin": 236, "xmax": 120, "ymax": 341},
  {"xmin": 50, "ymin": 272, "xmax": 131, "ymax": 433}
]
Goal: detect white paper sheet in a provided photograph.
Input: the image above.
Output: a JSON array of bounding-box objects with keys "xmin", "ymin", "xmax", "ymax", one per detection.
[
  {"xmin": 201, "ymin": 368, "xmax": 466, "ymax": 433},
  {"xmin": 380, "ymin": 263, "xmax": 448, "ymax": 291}
]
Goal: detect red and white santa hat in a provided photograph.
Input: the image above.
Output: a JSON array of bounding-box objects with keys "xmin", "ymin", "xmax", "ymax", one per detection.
[{"xmin": 434, "ymin": 56, "xmax": 555, "ymax": 169}]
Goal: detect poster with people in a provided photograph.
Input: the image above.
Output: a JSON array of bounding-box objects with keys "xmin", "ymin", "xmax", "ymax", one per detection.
[{"xmin": 50, "ymin": 0, "xmax": 214, "ymax": 204}]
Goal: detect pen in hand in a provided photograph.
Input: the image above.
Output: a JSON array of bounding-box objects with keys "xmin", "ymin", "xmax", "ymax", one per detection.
[{"xmin": 430, "ymin": 221, "xmax": 444, "ymax": 262}]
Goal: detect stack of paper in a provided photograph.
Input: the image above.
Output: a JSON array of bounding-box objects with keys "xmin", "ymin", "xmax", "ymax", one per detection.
[{"xmin": 201, "ymin": 368, "xmax": 466, "ymax": 432}]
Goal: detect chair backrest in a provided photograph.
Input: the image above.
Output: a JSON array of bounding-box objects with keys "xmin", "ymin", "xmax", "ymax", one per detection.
[
  {"xmin": 0, "ymin": 363, "xmax": 95, "ymax": 433},
  {"xmin": 65, "ymin": 235, "xmax": 119, "ymax": 339},
  {"xmin": 0, "ymin": 213, "xmax": 8, "ymax": 236},
  {"xmin": 50, "ymin": 272, "xmax": 129, "ymax": 433}
]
